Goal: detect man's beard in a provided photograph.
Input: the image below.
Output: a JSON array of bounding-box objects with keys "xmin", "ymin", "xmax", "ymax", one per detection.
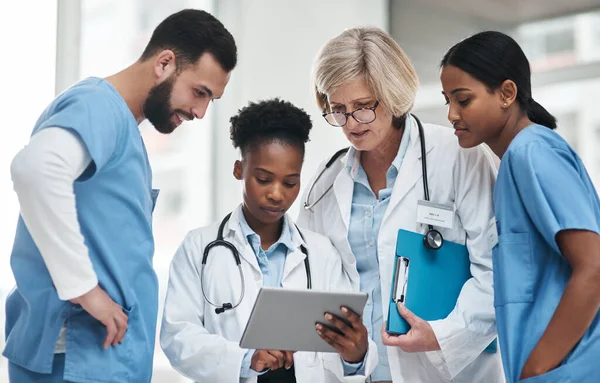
[{"xmin": 143, "ymin": 75, "xmax": 177, "ymax": 134}]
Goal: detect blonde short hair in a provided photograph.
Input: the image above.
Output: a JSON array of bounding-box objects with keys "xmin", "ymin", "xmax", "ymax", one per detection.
[{"xmin": 312, "ymin": 27, "xmax": 419, "ymax": 118}]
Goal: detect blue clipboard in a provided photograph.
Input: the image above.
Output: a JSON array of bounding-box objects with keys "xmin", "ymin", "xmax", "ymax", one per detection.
[{"xmin": 386, "ymin": 229, "xmax": 497, "ymax": 353}]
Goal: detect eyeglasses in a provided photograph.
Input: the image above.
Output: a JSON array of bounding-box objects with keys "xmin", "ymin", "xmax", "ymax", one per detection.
[{"xmin": 322, "ymin": 101, "xmax": 379, "ymax": 127}]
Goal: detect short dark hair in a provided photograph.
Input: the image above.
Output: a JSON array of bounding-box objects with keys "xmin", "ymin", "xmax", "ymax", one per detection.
[
  {"xmin": 140, "ymin": 9, "xmax": 237, "ymax": 72},
  {"xmin": 441, "ymin": 31, "xmax": 556, "ymax": 130},
  {"xmin": 230, "ymin": 99, "xmax": 313, "ymax": 158}
]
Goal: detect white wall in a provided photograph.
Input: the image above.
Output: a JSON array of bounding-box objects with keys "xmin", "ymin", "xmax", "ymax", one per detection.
[
  {"xmin": 0, "ymin": 2, "xmax": 57, "ymax": 380},
  {"xmin": 211, "ymin": 0, "xmax": 389, "ymax": 220}
]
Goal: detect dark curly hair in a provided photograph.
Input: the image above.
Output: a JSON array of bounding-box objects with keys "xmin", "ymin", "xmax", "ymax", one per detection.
[
  {"xmin": 230, "ymin": 98, "xmax": 312, "ymax": 158},
  {"xmin": 140, "ymin": 9, "xmax": 237, "ymax": 72}
]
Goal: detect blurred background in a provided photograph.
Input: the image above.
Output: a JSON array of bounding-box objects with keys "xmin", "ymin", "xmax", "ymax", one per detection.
[{"xmin": 2, "ymin": 0, "xmax": 600, "ymax": 381}]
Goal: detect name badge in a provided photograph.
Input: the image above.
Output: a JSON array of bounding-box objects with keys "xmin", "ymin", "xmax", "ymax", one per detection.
[{"xmin": 416, "ymin": 200, "xmax": 454, "ymax": 229}]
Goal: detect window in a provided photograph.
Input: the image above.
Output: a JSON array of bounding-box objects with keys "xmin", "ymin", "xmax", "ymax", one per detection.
[
  {"xmin": 545, "ymin": 29, "xmax": 575, "ymax": 55},
  {"xmin": 518, "ymin": 17, "xmax": 577, "ymax": 71}
]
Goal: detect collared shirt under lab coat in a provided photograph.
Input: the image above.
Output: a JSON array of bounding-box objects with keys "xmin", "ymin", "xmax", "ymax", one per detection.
[
  {"xmin": 160, "ymin": 205, "xmax": 378, "ymax": 383},
  {"xmin": 298, "ymin": 115, "xmax": 505, "ymax": 383},
  {"xmin": 238, "ymin": 211, "xmax": 295, "ymax": 378},
  {"xmin": 346, "ymin": 125, "xmax": 411, "ymax": 381}
]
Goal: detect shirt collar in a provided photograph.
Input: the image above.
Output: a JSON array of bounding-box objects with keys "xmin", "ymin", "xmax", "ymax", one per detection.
[
  {"xmin": 236, "ymin": 207, "xmax": 296, "ymax": 254},
  {"xmin": 344, "ymin": 123, "xmax": 411, "ymax": 180}
]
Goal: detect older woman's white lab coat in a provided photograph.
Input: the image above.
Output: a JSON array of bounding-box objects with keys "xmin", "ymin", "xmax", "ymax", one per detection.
[
  {"xmin": 160, "ymin": 206, "xmax": 378, "ymax": 383},
  {"xmin": 297, "ymin": 115, "xmax": 505, "ymax": 383}
]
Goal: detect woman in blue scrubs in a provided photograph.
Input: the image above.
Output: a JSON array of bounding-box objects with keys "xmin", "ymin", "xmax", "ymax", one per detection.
[{"xmin": 439, "ymin": 31, "xmax": 600, "ymax": 383}]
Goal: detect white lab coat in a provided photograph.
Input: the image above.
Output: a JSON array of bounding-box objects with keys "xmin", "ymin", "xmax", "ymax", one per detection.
[
  {"xmin": 160, "ymin": 205, "xmax": 378, "ymax": 383},
  {"xmin": 297, "ymin": 115, "xmax": 505, "ymax": 383}
]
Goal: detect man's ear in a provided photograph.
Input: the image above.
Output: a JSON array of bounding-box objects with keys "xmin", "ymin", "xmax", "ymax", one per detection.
[
  {"xmin": 233, "ymin": 160, "xmax": 243, "ymax": 180},
  {"xmin": 153, "ymin": 49, "xmax": 177, "ymax": 81}
]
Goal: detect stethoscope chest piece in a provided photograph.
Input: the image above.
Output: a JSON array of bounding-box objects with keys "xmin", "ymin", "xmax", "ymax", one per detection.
[{"xmin": 423, "ymin": 228, "xmax": 444, "ymax": 250}]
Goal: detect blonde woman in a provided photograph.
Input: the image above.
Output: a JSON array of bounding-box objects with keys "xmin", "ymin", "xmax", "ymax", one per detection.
[{"xmin": 297, "ymin": 27, "xmax": 504, "ymax": 383}]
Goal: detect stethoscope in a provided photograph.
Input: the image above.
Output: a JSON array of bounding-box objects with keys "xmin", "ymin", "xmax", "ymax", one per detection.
[
  {"xmin": 201, "ymin": 212, "xmax": 312, "ymax": 314},
  {"xmin": 303, "ymin": 114, "xmax": 444, "ymax": 251}
]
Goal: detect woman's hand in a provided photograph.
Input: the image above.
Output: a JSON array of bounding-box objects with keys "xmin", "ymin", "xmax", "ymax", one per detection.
[
  {"xmin": 250, "ymin": 349, "xmax": 295, "ymax": 372},
  {"xmin": 381, "ymin": 303, "xmax": 440, "ymax": 352},
  {"xmin": 315, "ymin": 306, "xmax": 369, "ymax": 363}
]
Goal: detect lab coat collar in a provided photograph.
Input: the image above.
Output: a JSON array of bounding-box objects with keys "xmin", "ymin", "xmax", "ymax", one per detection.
[
  {"xmin": 382, "ymin": 114, "xmax": 436, "ymax": 224},
  {"xmin": 343, "ymin": 147, "xmax": 362, "ymax": 180},
  {"xmin": 407, "ymin": 113, "xmax": 436, "ymax": 159},
  {"xmin": 219, "ymin": 205, "xmax": 261, "ymax": 273},
  {"xmin": 334, "ymin": 114, "xmax": 435, "ymax": 231},
  {"xmin": 222, "ymin": 205, "xmax": 308, "ymax": 275},
  {"xmin": 289, "ymin": 220, "xmax": 309, "ymax": 250},
  {"xmin": 221, "ymin": 204, "xmax": 245, "ymax": 244},
  {"xmin": 279, "ymin": 217, "xmax": 310, "ymax": 284}
]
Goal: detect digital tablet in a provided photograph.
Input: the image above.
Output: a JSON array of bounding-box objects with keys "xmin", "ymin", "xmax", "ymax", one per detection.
[{"xmin": 239, "ymin": 287, "xmax": 368, "ymax": 353}]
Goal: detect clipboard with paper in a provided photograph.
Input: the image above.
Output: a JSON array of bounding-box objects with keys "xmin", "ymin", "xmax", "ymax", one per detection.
[{"xmin": 386, "ymin": 229, "xmax": 497, "ymax": 353}]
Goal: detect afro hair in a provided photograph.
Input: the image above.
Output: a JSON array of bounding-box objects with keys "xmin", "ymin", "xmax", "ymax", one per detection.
[{"xmin": 230, "ymin": 98, "xmax": 312, "ymax": 157}]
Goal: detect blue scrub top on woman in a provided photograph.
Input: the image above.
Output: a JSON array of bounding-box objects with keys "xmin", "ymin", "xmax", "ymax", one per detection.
[{"xmin": 493, "ymin": 124, "xmax": 600, "ymax": 383}]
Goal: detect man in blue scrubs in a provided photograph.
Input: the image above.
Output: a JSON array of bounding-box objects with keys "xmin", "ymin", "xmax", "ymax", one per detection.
[{"xmin": 4, "ymin": 9, "xmax": 236, "ymax": 383}]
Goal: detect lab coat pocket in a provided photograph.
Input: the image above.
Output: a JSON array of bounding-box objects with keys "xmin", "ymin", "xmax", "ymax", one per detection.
[
  {"xmin": 519, "ymin": 363, "xmax": 571, "ymax": 382},
  {"xmin": 492, "ymin": 232, "xmax": 534, "ymax": 306}
]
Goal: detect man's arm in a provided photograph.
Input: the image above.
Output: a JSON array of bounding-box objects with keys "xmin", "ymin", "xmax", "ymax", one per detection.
[
  {"xmin": 11, "ymin": 127, "xmax": 96, "ymax": 299},
  {"xmin": 11, "ymin": 127, "xmax": 128, "ymax": 348}
]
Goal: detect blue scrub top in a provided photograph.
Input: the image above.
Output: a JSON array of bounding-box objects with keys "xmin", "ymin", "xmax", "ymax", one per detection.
[
  {"xmin": 493, "ymin": 125, "xmax": 600, "ymax": 383},
  {"xmin": 3, "ymin": 77, "xmax": 159, "ymax": 383}
]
